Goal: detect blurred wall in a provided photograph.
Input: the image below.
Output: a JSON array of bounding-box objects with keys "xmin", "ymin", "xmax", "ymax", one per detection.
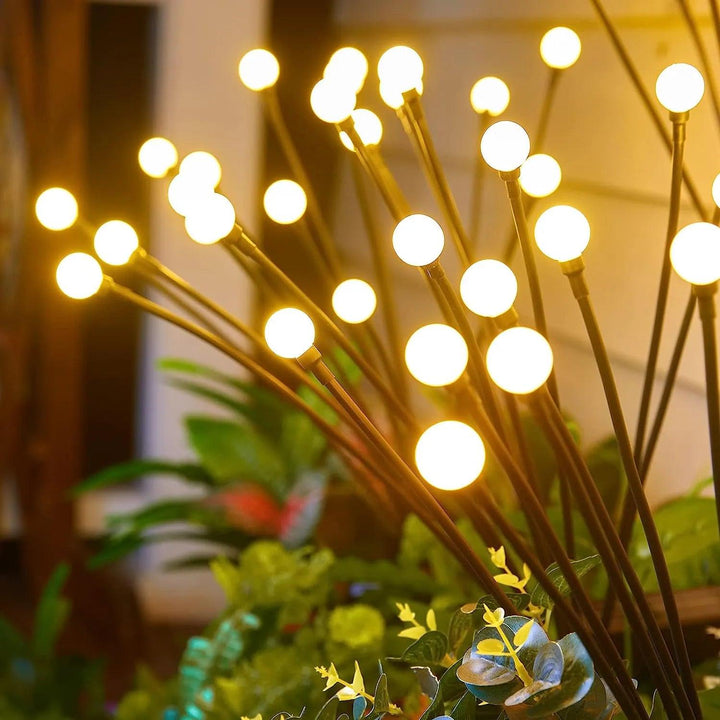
[{"xmin": 331, "ymin": 0, "xmax": 719, "ymax": 506}]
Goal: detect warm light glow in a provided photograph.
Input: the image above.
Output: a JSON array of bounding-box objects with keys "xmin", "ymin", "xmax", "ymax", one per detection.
[
  {"xmin": 540, "ymin": 27, "xmax": 582, "ymax": 70},
  {"xmin": 56, "ymin": 253, "xmax": 104, "ymax": 299},
  {"xmin": 377, "ymin": 46, "xmax": 424, "ymax": 96},
  {"xmin": 332, "ymin": 279, "xmax": 377, "ymax": 324},
  {"xmin": 93, "ymin": 221, "xmax": 139, "ymax": 266},
  {"xmin": 263, "ymin": 180, "xmax": 307, "ymax": 224},
  {"xmin": 264, "ymin": 308, "xmax": 316, "ymax": 359},
  {"xmin": 519, "ymin": 154, "xmax": 562, "ymax": 197},
  {"xmin": 378, "ymin": 79, "xmax": 424, "ymax": 109},
  {"xmin": 713, "ymin": 173, "xmax": 720, "ymax": 209},
  {"xmin": 324, "ymin": 47, "xmax": 368, "ymax": 94},
  {"xmin": 460, "ymin": 260, "xmax": 518, "ymax": 318},
  {"xmin": 392, "ymin": 214, "xmax": 445, "ymax": 267},
  {"xmin": 655, "ymin": 63, "xmax": 705, "ymax": 113},
  {"xmin": 405, "ymin": 324, "xmax": 469, "ymax": 387},
  {"xmin": 486, "ymin": 327, "xmax": 554, "ymax": 395},
  {"xmin": 238, "ymin": 48, "xmax": 280, "ymax": 91},
  {"xmin": 339, "ymin": 109, "xmax": 383, "ymax": 151},
  {"xmin": 184, "ymin": 193, "xmax": 236, "ymax": 245},
  {"xmin": 415, "ymin": 421, "xmax": 486, "ymax": 491},
  {"xmin": 480, "ymin": 121, "xmax": 530, "ymax": 172},
  {"xmin": 167, "ymin": 174, "xmax": 215, "ymax": 217},
  {"xmin": 534, "ymin": 205, "xmax": 591, "ymax": 262},
  {"xmin": 670, "ymin": 222, "xmax": 720, "ymax": 285},
  {"xmin": 138, "ymin": 137, "xmax": 178, "ymax": 178},
  {"xmin": 310, "ymin": 78, "xmax": 356, "ymax": 123},
  {"xmin": 35, "ymin": 188, "xmax": 78, "ymax": 231},
  {"xmin": 179, "ymin": 151, "xmax": 222, "ymax": 189},
  {"xmin": 470, "ymin": 77, "xmax": 510, "ymax": 116}
]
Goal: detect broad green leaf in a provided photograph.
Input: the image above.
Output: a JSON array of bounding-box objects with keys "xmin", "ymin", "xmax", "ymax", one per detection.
[
  {"xmin": 451, "ymin": 692, "xmax": 477, "ymax": 720},
  {"xmin": 372, "ymin": 673, "xmax": 391, "ymax": 714},
  {"xmin": 401, "ymin": 630, "xmax": 448, "ymax": 665},
  {"xmin": 529, "ymin": 555, "xmax": 602, "ymax": 609},
  {"xmin": 585, "ymin": 436, "xmax": 626, "ymax": 520},
  {"xmin": 165, "ymin": 377, "xmax": 251, "ymax": 417},
  {"xmin": 560, "ymin": 673, "xmax": 610, "ymax": 720},
  {"xmin": 106, "ymin": 499, "xmax": 225, "ymax": 532},
  {"xmin": 32, "ymin": 563, "xmax": 70, "ymax": 659},
  {"xmin": 505, "ymin": 641, "xmax": 563, "ymax": 706}
]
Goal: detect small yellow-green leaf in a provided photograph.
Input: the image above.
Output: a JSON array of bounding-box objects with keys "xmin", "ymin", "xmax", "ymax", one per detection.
[
  {"xmin": 337, "ymin": 686, "xmax": 358, "ymax": 701},
  {"xmin": 320, "ymin": 663, "xmax": 340, "ymax": 690},
  {"xmin": 426, "ymin": 609, "xmax": 437, "ymax": 631},
  {"xmin": 476, "ymin": 638, "xmax": 505, "ymax": 655},
  {"xmin": 494, "ymin": 573, "xmax": 520, "ymax": 587},
  {"xmin": 489, "ymin": 546, "xmax": 506, "ymax": 569},
  {"xmin": 513, "ymin": 620, "xmax": 534, "ymax": 648},
  {"xmin": 396, "ymin": 602, "xmax": 416, "ymax": 623},
  {"xmin": 351, "ymin": 661, "xmax": 365, "ymax": 694},
  {"xmin": 482, "ymin": 604, "xmax": 505, "ymax": 626},
  {"xmin": 398, "ymin": 626, "xmax": 427, "ymax": 640},
  {"xmin": 241, "ymin": 715, "xmax": 262, "ymax": 720}
]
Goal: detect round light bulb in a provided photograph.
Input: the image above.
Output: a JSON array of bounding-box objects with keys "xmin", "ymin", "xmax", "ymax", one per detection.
[
  {"xmin": 339, "ymin": 109, "xmax": 383, "ymax": 151},
  {"xmin": 184, "ymin": 193, "xmax": 236, "ymax": 245},
  {"xmin": 670, "ymin": 222, "xmax": 720, "ymax": 285},
  {"xmin": 655, "ymin": 63, "xmax": 705, "ymax": 113},
  {"xmin": 35, "ymin": 188, "xmax": 78, "ymax": 231},
  {"xmin": 480, "ymin": 121, "xmax": 530, "ymax": 173},
  {"xmin": 415, "ymin": 421, "xmax": 486, "ymax": 491},
  {"xmin": 405, "ymin": 324, "xmax": 469, "ymax": 387},
  {"xmin": 332, "ymin": 279, "xmax": 377, "ymax": 324},
  {"xmin": 378, "ymin": 79, "xmax": 424, "ymax": 109},
  {"xmin": 377, "ymin": 46, "xmax": 424, "ymax": 96},
  {"xmin": 264, "ymin": 308, "xmax": 315, "ymax": 359},
  {"xmin": 460, "ymin": 260, "xmax": 518, "ymax": 318},
  {"xmin": 138, "ymin": 137, "xmax": 178, "ymax": 178},
  {"xmin": 93, "ymin": 220, "xmax": 139, "ymax": 266},
  {"xmin": 519, "ymin": 153, "xmax": 562, "ymax": 198},
  {"xmin": 56, "ymin": 252, "xmax": 103, "ymax": 299},
  {"xmin": 167, "ymin": 174, "xmax": 215, "ymax": 217},
  {"xmin": 238, "ymin": 48, "xmax": 279, "ymax": 91},
  {"xmin": 392, "ymin": 214, "xmax": 445, "ymax": 267},
  {"xmin": 470, "ymin": 76, "xmax": 510, "ymax": 116},
  {"xmin": 534, "ymin": 205, "xmax": 590, "ymax": 262},
  {"xmin": 324, "ymin": 47, "xmax": 368, "ymax": 93},
  {"xmin": 712, "ymin": 173, "xmax": 720, "ymax": 209},
  {"xmin": 263, "ymin": 180, "xmax": 307, "ymax": 224},
  {"xmin": 310, "ymin": 78, "xmax": 356, "ymax": 124},
  {"xmin": 486, "ymin": 327, "xmax": 554, "ymax": 395},
  {"xmin": 179, "ymin": 151, "xmax": 222, "ymax": 189},
  {"xmin": 540, "ymin": 27, "xmax": 582, "ymax": 70}
]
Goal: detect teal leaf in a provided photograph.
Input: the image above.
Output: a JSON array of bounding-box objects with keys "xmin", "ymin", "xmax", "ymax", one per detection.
[
  {"xmin": 529, "ymin": 556, "xmax": 602, "ymax": 610},
  {"xmin": 401, "ymin": 630, "xmax": 449, "ymax": 665},
  {"xmin": 411, "ymin": 666, "xmax": 439, "ymax": 699},
  {"xmin": 505, "ymin": 641, "xmax": 563, "ymax": 706},
  {"xmin": 353, "ymin": 696, "xmax": 367, "ymax": 720},
  {"xmin": 558, "ymin": 674, "xmax": 610, "ymax": 720}
]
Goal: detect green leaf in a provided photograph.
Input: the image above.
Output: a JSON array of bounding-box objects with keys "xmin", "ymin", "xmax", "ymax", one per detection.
[
  {"xmin": 448, "ymin": 607, "xmax": 476, "ymax": 654},
  {"xmin": 559, "ymin": 673, "xmax": 610, "ymax": 720},
  {"xmin": 585, "ymin": 436, "xmax": 626, "ymax": 520},
  {"xmin": 372, "ymin": 673, "xmax": 391, "ymax": 714},
  {"xmin": 316, "ymin": 697, "xmax": 340, "ymax": 720},
  {"xmin": 186, "ymin": 416, "xmax": 288, "ymax": 495},
  {"xmin": 32, "ymin": 563, "xmax": 70, "ymax": 659},
  {"xmin": 452, "ymin": 691, "xmax": 478, "ymax": 720},
  {"xmin": 106, "ymin": 498, "xmax": 225, "ymax": 532},
  {"xmin": 529, "ymin": 555, "xmax": 602, "ymax": 609},
  {"xmin": 505, "ymin": 641, "xmax": 563, "ymax": 706},
  {"xmin": 401, "ymin": 630, "xmax": 448, "ymax": 665},
  {"xmin": 699, "ymin": 686, "xmax": 720, "ymax": 718}
]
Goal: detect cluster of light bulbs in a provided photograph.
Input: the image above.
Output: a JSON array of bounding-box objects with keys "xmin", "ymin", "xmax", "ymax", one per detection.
[{"xmin": 40, "ymin": 33, "xmax": 720, "ymax": 493}]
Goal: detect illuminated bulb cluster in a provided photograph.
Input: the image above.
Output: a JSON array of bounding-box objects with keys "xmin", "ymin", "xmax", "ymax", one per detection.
[
  {"xmin": 519, "ymin": 154, "xmax": 562, "ymax": 197},
  {"xmin": 339, "ymin": 109, "xmax": 383, "ymax": 151},
  {"xmin": 323, "ymin": 47, "xmax": 369, "ymax": 94},
  {"xmin": 460, "ymin": 260, "xmax": 518, "ymax": 318},
  {"xmin": 184, "ymin": 193, "xmax": 236, "ymax": 245},
  {"xmin": 264, "ymin": 307, "xmax": 316, "ymax": 359},
  {"xmin": 35, "ymin": 188, "xmax": 79, "ymax": 231},
  {"xmin": 377, "ymin": 45, "xmax": 424, "ymax": 109},
  {"xmin": 94, "ymin": 221, "xmax": 139, "ymax": 265},
  {"xmin": 138, "ymin": 137, "xmax": 178, "ymax": 178},
  {"xmin": 238, "ymin": 48, "xmax": 280, "ymax": 91},
  {"xmin": 415, "ymin": 420, "xmax": 486, "ymax": 490},
  {"xmin": 310, "ymin": 78, "xmax": 357, "ymax": 124},
  {"xmin": 263, "ymin": 180, "xmax": 307, "ymax": 224},
  {"xmin": 534, "ymin": 205, "xmax": 590, "ymax": 262},
  {"xmin": 670, "ymin": 222, "xmax": 720, "ymax": 286},
  {"xmin": 56, "ymin": 253, "xmax": 104, "ymax": 299},
  {"xmin": 655, "ymin": 63, "xmax": 705, "ymax": 113},
  {"xmin": 405, "ymin": 324, "xmax": 469, "ymax": 387},
  {"xmin": 392, "ymin": 214, "xmax": 445, "ymax": 267},
  {"xmin": 480, "ymin": 121, "xmax": 530, "ymax": 172},
  {"xmin": 332, "ymin": 279, "xmax": 377, "ymax": 324},
  {"xmin": 470, "ymin": 76, "xmax": 510, "ymax": 116},
  {"xmin": 486, "ymin": 327, "xmax": 554, "ymax": 394},
  {"xmin": 540, "ymin": 27, "xmax": 582, "ymax": 70},
  {"xmin": 168, "ymin": 150, "xmax": 224, "ymax": 221}
]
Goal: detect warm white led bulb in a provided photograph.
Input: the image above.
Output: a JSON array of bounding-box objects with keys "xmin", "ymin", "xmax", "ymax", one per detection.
[
  {"xmin": 263, "ymin": 180, "xmax": 307, "ymax": 224},
  {"xmin": 378, "ymin": 79, "xmax": 424, "ymax": 109},
  {"xmin": 480, "ymin": 121, "xmax": 530, "ymax": 173},
  {"xmin": 35, "ymin": 188, "xmax": 78, "ymax": 231},
  {"xmin": 339, "ymin": 109, "xmax": 383, "ymax": 151},
  {"xmin": 179, "ymin": 151, "xmax": 222, "ymax": 189},
  {"xmin": 56, "ymin": 252, "xmax": 103, "ymax": 299},
  {"xmin": 540, "ymin": 27, "xmax": 582, "ymax": 70},
  {"xmin": 138, "ymin": 137, "xmax": 178, "ymax": 178},
  {"xmin": 486, "ymin": 327, "xmax": 554, "ymax": 395},
  {"xmin": 93, "ymin": 220, "xmax": 139, "ymax": 266},
  {"xmin": 713, "ymin": 173, "xmax": 720, "ymax": 209},
  {"xmin": 415, "ymin": 420, "xmax": 486, "ymax": 491},
  {"xmin": 184, "ymin": 193, "xmax": 236, "ymax": 245},
  {"xmin": 470, "ymin": 77, "xmax": 510, "ymax": 116},
  {"xmin": 264, "ymin": 307, "xmax": 316, "ymax": 359},
  {"xmin": 392, "ymin": 214, "xmax": 445, "ymax": 267},
  {"xmin": 310, "ymin": 78, "xmax": 356, "ymax": 123},
  {"xmin": 460, "ymin": 260, "xmax": 518, "ymax": 318},
  {"xmin": 167, "ymin": 174, "xmax": 215, "ymax": 217},
  {"xmin": 377, "ymin": 46, "xmax": 424, "ymax": 96},
  {"xmin": 238, "ymin": 48, "xmax": 280, "ymax": 91},
  {"xmin": 670, "ymin": 222, "xmax": 720, "ymax": 285},
  {"xmin": 332, "ymin": 279, "xmax": 377, "ymax": 324},
  {"xmin": 656, "ymin": 63, "xmax": 705, "ymax": 113},
  {"xmin": 534, "ymin": 205, "xmax": 590, "ymax": 262},
  {"xmin": 519, "ymin": 154, "xmax": 562, "ymax": 198},
  {"xmin": 405, "ymin": 324, "xmax": 469, "ymax": 387},
  {"xmin": 324, "ymin": 47, "xmax": 368, "ymax": 94}
]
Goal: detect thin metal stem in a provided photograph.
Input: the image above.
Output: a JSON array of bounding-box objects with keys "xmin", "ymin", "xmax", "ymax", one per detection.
[
  {"xmin": 469, "ymin": 112, "xmax": 491, "ymax": 246},
  {"xmin": 710, "ymin": 0, "xmax": 720, "ymax": 58}
]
